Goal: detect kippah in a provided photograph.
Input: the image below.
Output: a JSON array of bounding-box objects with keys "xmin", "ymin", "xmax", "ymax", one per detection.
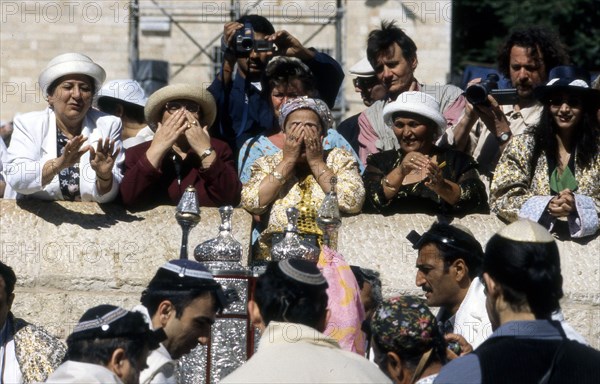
[
  {"xmin": 277, "ymin": 259, "xmax": 327, "ymax": 286},
  {"xmin": 73, "ymin": 306, "xmax": 128, "ymax": 334},
  {"xmin": 160, "ymin": 260, "xmax": 214, "ymax": 280},
  {"xmin": 147, "ymin": 259, "xmax": 218, "ymax": 290},
  {"xmin": 69, "ymin": 304, "xmax": 165, "ymax": 346},
  {"xmin": 496, "ymin": 220, "xmax": 555, "ymax": 243}
]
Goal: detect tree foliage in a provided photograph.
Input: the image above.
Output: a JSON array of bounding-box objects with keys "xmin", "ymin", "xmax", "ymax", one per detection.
[{"xmin": 452, "ymin": 0, "xmax": 600, "ymax": 76}]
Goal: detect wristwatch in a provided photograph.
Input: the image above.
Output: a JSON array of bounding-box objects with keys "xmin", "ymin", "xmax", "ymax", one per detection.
[
  {"xmin": 497, "ymin": 131, "xmax": 512, "ymax": 144},
  {"xmin": 199, "ymin": 147, "xmax": 214, "ymax": 162}
]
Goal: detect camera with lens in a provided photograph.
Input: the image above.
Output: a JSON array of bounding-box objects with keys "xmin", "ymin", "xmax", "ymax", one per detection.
[
  {"xmin": 234, "ymin": 23, "xmax": 274, "ymax": 56},
  {"xmin": 465, "ymin": 73, "xmax": 518, "ymax": 106}
]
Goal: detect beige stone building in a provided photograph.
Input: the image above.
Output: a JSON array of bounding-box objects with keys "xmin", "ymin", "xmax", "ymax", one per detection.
[{"xmin": 1, "ymin": 0, "xmax": 452, "ymax": 122}]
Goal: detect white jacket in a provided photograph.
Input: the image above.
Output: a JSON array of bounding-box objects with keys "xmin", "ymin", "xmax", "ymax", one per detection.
[
  {"xmin": 4, "ymin": 107, "xmax": 123, "ymax": 202},
  {"xmin": 44, "ymin": 360, "xmax": 123, "ymax": 383},
  {"xmin": 221, "ymin": 322, "xmax": 391, "ymax": 384}
]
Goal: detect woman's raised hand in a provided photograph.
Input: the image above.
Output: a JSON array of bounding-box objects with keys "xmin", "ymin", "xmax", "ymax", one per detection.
[
  {"xmin": 90, "ymin": 137, "xmax": 120, "ymax": 180},
  {"xmin": 59, "ymin": 135, "xmax": 90, "ymax": 168},
  {"xmin": 150, "ymin": 109, "xmax": 188, "ymax": 154},
  {"xmin": 303, "ymin": 125, "xmax": 324, "ymax": 167},
  {"xmin": 282, "ymin": 123, "xmax": 304, "ymax": 164}
]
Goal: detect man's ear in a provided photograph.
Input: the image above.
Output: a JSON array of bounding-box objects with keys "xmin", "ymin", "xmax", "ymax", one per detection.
[
  {"xmin": 156, "ymin": 300, "xmax": 175, "ymax": 328},
  {"xmin": 115, "ymin": 103, "xmax": 124, "ymax": 118},
  {"xmin": 453, "ymin": 259, "xmax": 468, "ymax": 283},
  {"xmin": 386, "ymin": 351, "xmax": 405, "ymax": 382},
  {"xmin": 410, "ymin": 55, "xmax": 418, "ymax": 70},
  {"xmin": 107, "ymin": 347, "xmax": 127, "ymax": 379},
  {"xmin": 483, "ymin": 273, "xmax": 499, "ymax": 297},
  {"xmin": 248, "ymin": 300, "xmax": 265, "ymax": 333}
]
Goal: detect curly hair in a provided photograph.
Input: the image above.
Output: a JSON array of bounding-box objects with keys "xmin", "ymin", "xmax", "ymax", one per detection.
[{"xmin": 497, "ymin": 26, "xmax": 569, "ymax": 80}]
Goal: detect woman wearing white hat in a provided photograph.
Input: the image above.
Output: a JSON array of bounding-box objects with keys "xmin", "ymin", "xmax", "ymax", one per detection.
[
  {"xmin": 491, "ymin": 66, "xmax": 600, "ymax": 238},
  {"xmin": 4, "ymin": 53, "xmax": 123, "ymax": 202},
  {"xmin": 363, "ymin": 91, "xmax": 488, "ymax": 215}
]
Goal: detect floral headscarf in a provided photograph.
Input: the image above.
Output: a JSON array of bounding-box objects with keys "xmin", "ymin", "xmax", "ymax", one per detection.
[
  {"xmin": 371, "ymin": 296, "xmax": 443, "ymax": 356},
  {"xmin": 278, "ymin": 96, "xmax": 334, "ymax": 131}
]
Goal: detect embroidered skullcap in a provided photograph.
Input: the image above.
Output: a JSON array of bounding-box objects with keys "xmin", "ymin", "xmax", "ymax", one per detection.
[
  {"xmin": 277, "ymin": 259, "xmax": 327, "ymax": 287},
  {"xmin": 278, "ymin": 96, "xmax": 334, "ymax": 130},
  {"xmin": 68, "ymin": 304, "xmax": 165, "ymax": 348},
  {"xmin": 534, "ymin": 65, "xmax": 600, "ymax": 106},
  {"xmin": 496, "ymin": 220, "xmax": 555, "ymax": 243},
  {"xmin": 371, "ymin": 296, "xmax": 444, "ymax": 356},
  {"xmin": 146, "ymin": 259, "xmax": 226, "ymax": 309}
]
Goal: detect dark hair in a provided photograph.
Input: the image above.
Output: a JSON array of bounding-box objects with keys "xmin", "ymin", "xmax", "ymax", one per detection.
[
  {"xmin": 253, "ymin": 262, "xmax": 328, "ymax": 330},
  {"xmin": 0, "ymin": 262, "xmax": 16, "ymax": 296},
  {"xmin": 419, "ymin": 223, "xmax": 484, "ymax": 279},
  {"xmin": 350, "ymin": 266, "xmax": 383, "ymax": 306},
  {"xmin": 65, "ymin": 310, "xmax": 153, "ymax": 367},
  {"xmin": 265, "ymin": 57, "xmax": 318, "ymax": 97},
  {"xmin": 236, "ymin": 14, "xmax": 275, "ymax": 35},
  {"xmin": 97, "ymin": 97, "xmax": 146, "ymax": 124},
  {"xmin": 534, "ymin": 102, "xmax": 600, "ymax": 170},
  {"xmin": 373, "ymin": 334, "xmax": 447, "ymax": 376},
  {"xmin": 483, "ymin": 235, "xmax": 563, "ymax": 319},
  {"xmin": 366, "ymin": 20, "xmax": 417, "ymax": 70},
  {"xmin": 140, "ymin": 289, "xmax": 216, "ymax": 319},
  {"xmin": 497, "ymin": 27, "xmax": 569, "ymax": 80},
  {"xmin": 47, "ymin": 75, "xmax": 96, "ymax": 96},
  {"xmin": 65, "ymin": 336, "xmax": 148, "ymax": 367}
]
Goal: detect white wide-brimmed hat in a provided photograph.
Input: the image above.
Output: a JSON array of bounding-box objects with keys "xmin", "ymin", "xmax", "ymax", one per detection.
[
  {"xmin": 97, "ymin": 79, "xmax": 148, "ymax": 107},
  {"xmin": 383, "ymin": 91, "xmax": 446, "ymax": 138},
  {"xmin": 349, "ymin": 57, "xmax": 376, "ymax": 77},
  {"xmin": 144, "ymin": 84, "xmax": 217, "ymax": 127},
  {"xmin": 38, "ymin": 53, "xmax": 106, "ymax": 96}
]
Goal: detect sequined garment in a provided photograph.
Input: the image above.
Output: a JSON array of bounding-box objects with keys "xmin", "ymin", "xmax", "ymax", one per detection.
[
  {"xmin": 363, "ymin": 147, "xmax": 489, "ymax": 215},
  {"xmin": 490, "ymin": 132, "xmax": 600, "ymax": 222},
  {"xmin": 11, "ymin": 314, "xmax": 66, "ymax": 383},
  {"xmin": 241, "ymin": 148, "xmax": 364, "ymax": 259}
]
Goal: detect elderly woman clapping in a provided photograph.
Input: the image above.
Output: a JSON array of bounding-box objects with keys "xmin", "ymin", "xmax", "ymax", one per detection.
[
  {"xmin": 242, "ymin": 97, "xmax": 364, "ymax": 259},
  {"xmin": 363, "ymin": 92, "xmax": 488, "ymax": 215},
  {"xmin": 5, "ymin": 53, "xmax": 123, "ymax": 202}
]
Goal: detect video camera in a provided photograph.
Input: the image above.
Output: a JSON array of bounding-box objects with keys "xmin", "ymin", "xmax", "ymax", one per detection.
[
  {"xmin": 465, "ymin": 73, "xmax": 518, "ymax": 106},
  {"xmin": 234, "ymin": 23, "xmax": 274, "ymax": 56}
]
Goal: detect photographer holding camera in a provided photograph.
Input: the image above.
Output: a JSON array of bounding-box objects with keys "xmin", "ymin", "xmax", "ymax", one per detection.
[
  {"xmin": 208, "ymin": 15, "xmax": 344, "ymax": 154},
  {"xmin": 448, "ymin": 27, "xmax": 569, "ymax": 185}
]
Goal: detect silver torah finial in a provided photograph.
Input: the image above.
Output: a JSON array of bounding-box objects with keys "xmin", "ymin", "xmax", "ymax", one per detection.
[
  {"xmin": 317, "ymin": 176, "xmax": 341, "ymax": 250},
  {"xmin": 176, "ymin": 186, "xmax": 201, "ymax": 260},
  {"xmin": 194, "ymin": 206, "xmax": 244, "ymax": 272},
  {"xmin": 271, "ymin": 207, "xmax": 320, "ymax": 262}
]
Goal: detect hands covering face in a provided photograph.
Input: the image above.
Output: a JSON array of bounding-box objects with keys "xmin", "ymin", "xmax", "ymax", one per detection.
[{"xmin": 282, "ymin": 123, "xmax": 323, "ymax": 164}]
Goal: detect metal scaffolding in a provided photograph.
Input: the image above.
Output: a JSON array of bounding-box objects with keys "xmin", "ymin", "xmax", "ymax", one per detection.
[{"xmin": 128, "ymin": 0, "xmax": 347, "ymax": 118}]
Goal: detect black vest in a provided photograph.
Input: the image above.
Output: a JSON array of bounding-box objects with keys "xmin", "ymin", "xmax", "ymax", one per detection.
[{"xmin": 474, "ymin": 334, "xmax": 600, "ymax": 384}]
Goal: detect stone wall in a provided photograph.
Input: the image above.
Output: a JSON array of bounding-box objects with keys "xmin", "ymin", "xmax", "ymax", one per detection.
[
  {"xmin": 1, "ymin": 0, "xmax": 452, "ymax": 121},
  {"xmin": 1, "ymin": 200, "xmax": 598, "ymax": 348}
]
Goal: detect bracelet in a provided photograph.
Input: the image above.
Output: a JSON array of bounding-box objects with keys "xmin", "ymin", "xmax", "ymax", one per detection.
[
  {"xmin": 271, "ymin": 171, "xmax": 286, "ymax": 185},
  {"xmin": 96, "ymin": 173, "xmax": 111, "ymax": 182},
  {"xmin": 382, "ymin": 177, "xmax": 399, "ymax": 192},
  {"xmin": 316, "ymin": 167, "xmax": 328, "ymax": 182}
]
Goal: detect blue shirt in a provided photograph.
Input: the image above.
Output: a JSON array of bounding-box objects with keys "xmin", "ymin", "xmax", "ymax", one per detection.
[
  {"xmin": 208, "ymin": 50, "xmax": 344, "ymax": 153},
  {"xmin": 434, "ymin": 320, "xmax": 565, "ymax": 384}
]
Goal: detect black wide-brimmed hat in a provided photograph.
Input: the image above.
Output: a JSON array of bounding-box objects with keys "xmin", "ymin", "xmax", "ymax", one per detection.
[{"xmin": 534, "ymin": 65, "xmax": 600, "ymax": 107}]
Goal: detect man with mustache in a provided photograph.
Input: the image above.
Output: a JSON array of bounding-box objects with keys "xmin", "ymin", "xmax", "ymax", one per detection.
[
  {"xmin": 208, "ymin": 14, "xmax": 344, "ymax": 153},
  {"xmin": 134, "ymin": 260, "xmax": 227, "ymax": 384},
  {"xmin": 409, "ymin": 223, "xmax": 491, "ymax": 350},
  {"xmin": 449, "ymin": 27, "xmax": 569, "ymax": 184}
]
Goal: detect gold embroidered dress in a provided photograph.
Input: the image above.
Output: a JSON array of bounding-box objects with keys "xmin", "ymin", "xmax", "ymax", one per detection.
[
  {"xmin": 491, "ymin": 132, "xmax": 600, "ymax": 237},
  {"xmin": 241, "ymin": 148, "xmax": 365, "ymax": 259}
]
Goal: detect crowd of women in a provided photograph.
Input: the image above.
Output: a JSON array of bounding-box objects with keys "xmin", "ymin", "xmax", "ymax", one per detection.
[{"xmin": 1, "ymin": 36, "xmax": 599, "ymax": 253}]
